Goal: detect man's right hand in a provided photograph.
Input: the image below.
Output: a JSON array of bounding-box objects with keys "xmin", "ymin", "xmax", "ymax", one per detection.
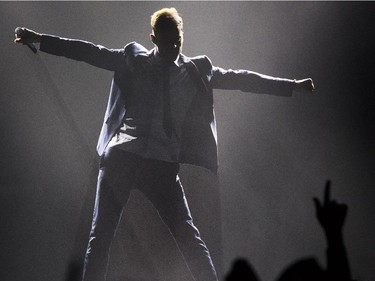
[{"xmin": 14, "ymin": 27, "xmax": 42, "ymax": 44}]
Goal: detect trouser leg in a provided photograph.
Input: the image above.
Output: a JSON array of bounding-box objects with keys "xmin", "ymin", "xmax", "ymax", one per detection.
[
  {"xmin": 82, "ymin": 168, "xmax": 126, "ymax": 281},
  {"xmin": 82, "ymin": 149, "xmax": 135, "ymax": 281},
  {"xmin": 140, "ymin": 163, "xmax": 218, "ymax": 281}
]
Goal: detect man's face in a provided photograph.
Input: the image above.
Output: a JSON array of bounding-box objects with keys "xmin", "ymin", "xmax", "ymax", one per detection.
[{"xmin": 151, "ymin": 26, "xmax": 183, "ymax": 63}]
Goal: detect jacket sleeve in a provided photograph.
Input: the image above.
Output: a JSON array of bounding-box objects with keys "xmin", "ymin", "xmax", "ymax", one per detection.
[
  {"xmin": 40, "ymin": 34, "xmax": 125, "ymax": 71},
  {"xmin": 210, "ymin": 63, "xmax": 295, "ymax": 97}
]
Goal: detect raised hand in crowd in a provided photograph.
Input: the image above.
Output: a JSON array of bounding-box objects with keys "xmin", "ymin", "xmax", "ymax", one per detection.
[{"xmin": 313, "ymin": 180, "xmax": 352, "ymax": 281}]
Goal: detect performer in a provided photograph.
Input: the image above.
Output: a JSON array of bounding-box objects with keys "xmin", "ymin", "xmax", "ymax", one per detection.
[{"xmin": 14, "ymin": 7, "xmax": 314, "ymax": 281}]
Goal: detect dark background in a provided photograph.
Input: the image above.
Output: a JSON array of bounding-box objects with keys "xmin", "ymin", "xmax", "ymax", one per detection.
[{"xmin": 1, "ymin": 1, "xmax": 374, "ymax": 281}]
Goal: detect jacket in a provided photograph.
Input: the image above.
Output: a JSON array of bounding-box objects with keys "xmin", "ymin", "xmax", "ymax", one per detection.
[{"xmin": 40, "ymin": 35, "xmax": 295, "ymax": 174}]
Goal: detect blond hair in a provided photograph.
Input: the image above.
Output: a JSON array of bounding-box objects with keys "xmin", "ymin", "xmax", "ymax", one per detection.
[{"xmin": 150, "ymin": 8, "xmax": 183, "ymax": 34}]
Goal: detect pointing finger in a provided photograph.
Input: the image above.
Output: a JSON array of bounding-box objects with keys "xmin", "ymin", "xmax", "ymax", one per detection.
[{"xmin": 324, "ymin": 180, "xmax": 331, "ymax": 205}]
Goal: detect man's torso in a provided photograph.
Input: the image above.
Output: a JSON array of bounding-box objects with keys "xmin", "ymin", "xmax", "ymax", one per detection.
[{"xmin": 107, "ymin": 52, "xmax": 198, "ymax": 163}]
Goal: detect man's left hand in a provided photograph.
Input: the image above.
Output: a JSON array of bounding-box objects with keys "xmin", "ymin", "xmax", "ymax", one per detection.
[{"xmin": 294, "ymin": 78, "xmax": 315, "ymax": 93}]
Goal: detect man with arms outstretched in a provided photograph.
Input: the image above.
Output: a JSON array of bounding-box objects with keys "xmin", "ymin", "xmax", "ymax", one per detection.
[{"xmin": 15, "ymin": 7, "xmax": 314, "ymax": 281}]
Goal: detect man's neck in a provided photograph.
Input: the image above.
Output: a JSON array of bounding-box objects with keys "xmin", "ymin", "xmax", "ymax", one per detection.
[{"xmin": 153, "ymin": 49, "xmax": 180, "ymax": 67}]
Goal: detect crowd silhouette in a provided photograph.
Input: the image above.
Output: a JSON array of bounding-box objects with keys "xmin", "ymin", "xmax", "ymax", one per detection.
[{"xmin": 225, "ymin": 180, "xmax": 354, "ymax": 281}]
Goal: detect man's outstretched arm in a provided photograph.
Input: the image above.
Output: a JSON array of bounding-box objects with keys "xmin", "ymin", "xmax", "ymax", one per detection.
[
  {"xmin": 209, "ymin": 59, "xmax": 314, "ymax": 96},
  {"xmin": 14, "ymin": 27, "xmax": 125, "ymax": 71}
]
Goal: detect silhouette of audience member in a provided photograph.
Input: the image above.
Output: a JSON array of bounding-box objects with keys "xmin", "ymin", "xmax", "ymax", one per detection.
[
  {"xmin": 225, "ymin": 258, "xmax": 259, "ymax": 281},
  {"xmin": 277, "ymin": 180, "xmax": 352, "ymax": 281},
  {"xmin": 225, "ymin": 180, "xmax": 353, "ymax": 281},
  {"xmin": 313, "ymin": 180, "xmax": 352, "ymax": 281}
]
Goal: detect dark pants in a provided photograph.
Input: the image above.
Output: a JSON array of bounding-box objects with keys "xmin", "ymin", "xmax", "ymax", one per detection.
[{"xmin": 82, "ymin": 147, "xmax": 218, "ymax": 281}]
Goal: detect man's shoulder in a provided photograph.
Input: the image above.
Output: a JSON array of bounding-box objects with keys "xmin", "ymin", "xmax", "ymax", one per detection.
[
  {"xmin": 184, "ymin": 54, "xmax": 211, "ymax": 64},
  {"xmin": 124, "ymin": 41, "xmax": 150, "ymax": 57},
  {"xmin": 182, "ymin": 54, "xmax": 213, "ymax": 75}
]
